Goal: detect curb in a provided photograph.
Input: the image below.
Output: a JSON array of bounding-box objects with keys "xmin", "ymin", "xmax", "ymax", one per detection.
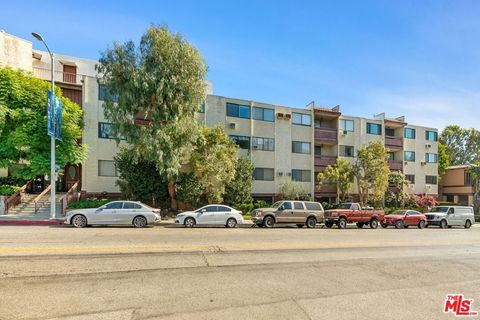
[{"xmin": 0, "ymin": 219, "xmax": 65, "ymax": 226}]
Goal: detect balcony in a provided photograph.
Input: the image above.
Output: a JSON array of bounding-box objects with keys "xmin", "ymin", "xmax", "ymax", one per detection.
[
  {"xmin": 33, "ymin": 67, "xmax": 84, "ymax": 86},
  {"xmin": 385, "ymin": 136, "xmax": 403, "ymax": 150},
  {"xmin": 315, "ymin": 184, "xmax": 338, "ymax": 194},
  {"xmin": 315, "ymin": 155, "xmax": 337, "ymax": 168},
  {"xmin": 388, "ymin": 160, "xmax": 403, "ymax": 171},
  {"xmin": 314, "ymin": 127, "xmax": 338, "ymax": 144}
]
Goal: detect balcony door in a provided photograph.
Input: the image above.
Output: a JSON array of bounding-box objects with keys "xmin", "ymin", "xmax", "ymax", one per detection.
[{"xmin": 63, "ymin": 65, "xmax": 77, "ymax": 83}]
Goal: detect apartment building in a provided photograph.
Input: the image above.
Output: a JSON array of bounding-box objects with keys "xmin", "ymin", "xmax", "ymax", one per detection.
[
  {"xmin": 1, "ymin": 31, "xmax": 439, "ymax": 202},
  {"xmin": 439, "ymin": 165, "xmax": 476, "ymax": 206}
]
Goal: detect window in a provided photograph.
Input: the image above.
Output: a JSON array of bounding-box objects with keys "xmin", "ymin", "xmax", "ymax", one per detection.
[
  {"xmin": 253, "ymin": 168, "xmax": 274, "ymax": 181},
  {"xmin": 404, "ymin": 128, "xmax": 416, "ymax": 139},
  {"xmin": 292, "ymin": 112, "xmax": 311, "ymax": 126},
  {"xmin": 367, "ymin": 123, "xmax": 382, "ymax": 135},
  {"xmin": 229, "ymin": 135, "xmax": 251, "ymax": 149},
  {"xmin": 405, "ymin": 174, "xmax": 415, "ymax": 184},
  {"xmin": 252, "ymin": 137, "xmax": 274, "ymax": 151},
  {"xmin": 446, "ymin": 195, "xmax": 454, "ymax": 203},
  {"xmin": 314, "ymin": 146, "xmax": 322, "ymax": 156},
  {"xmin": 98, "ymin": 160, "xmax": 118, "ymax": 177},
  {"xmin": 199, "ymin": 102, "xmax": 205, "ymax": 113},
  {"xmin": 305, "ymin": 202, "xmax": 322, "ymax": 210},
  {"xmin": 425, "ymin": 130, "xmax": 438, "ymax": 141},
  {"xmin": 98, "ymin": 84, "xmax": 118, "ymax": 102},
  {"xmin": 425, "ymin": 153, "xmax": 438, "ymax": 163},
  {"xmin": 252, "ymin": 107, "xmax": 274, "ymax": 122},
  {"xmin": 465, "ymin": 172, "xmax": 472, "ymax": 185},
  {"xmin": 293, "ymin": 202, "xmax": 304, "ymax": 210},
  {"xmin": 105, "ymin": 202, "xmax": 123, "ymax": 209},
  {"xmin": 340, "ymin": 119, "xmax": 354, "ymax": 132},
  {"xmin": 385, "ymin": 128, "xmax": 395, "ymax": 137},
  {"xmin": 226, "ymin": 102, "xmax": 250, "ymax": 119},
  {"xmin": 426, "ymin": 175, "xmax": 438, "ymax": 185},
  {"xmin": 99, "ymin": 122, "xmax": 124, "ymax": 140},
  {"xmin": 123, "ymin": 202, "xmax": 142, "ymax": 209},
  {"xmin": 339, "ymin": 145, "xmax": 354, "ymax": 157},
  {"xmin": 204, "ymin": 206, "xmax": 217, "ymax": 212},
  {"xmin": 217, "ymin": 206, "xmax": 232, "ymax": 212},
  {"xmin": 388, "ymin": 152, "xmax": 395, "ymax": 160},
  {"xmin": 404, "ymin": 151, "xmax": 416, "ymax": 162},
  {"xmin": 292, "ymin": 169, "xmax": 311, "ymax": 182},
  {"xmin": 282, "ymin": 202, "xmax": 292, "ymax": 210},
  {"xmin": 292, "ymin": 141, "xmax": 311, "ymax": 154},
  {"xmin": 458, "ymin": 195, "xmax": 468, "ymax": 205}
]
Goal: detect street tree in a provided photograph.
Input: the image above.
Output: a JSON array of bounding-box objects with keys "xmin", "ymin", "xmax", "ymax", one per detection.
[
  {"xmin": 384, "ymin": 172, "xmax": 409, "ymax": 208},
  {"xmin": 0, "ymin": 67, "xmax": 86, "ymax": 179},
  {"xmin": 224, "ymin": 157, "xmax": 255, "ymax": 206},
  {"xmin": 316, "ymin": 158, "xmax": 355, "ymax": 203},
  {"xmin": 438, "ymin": 141, "xmax": 450, "ymax": 178},
  {"xmin": 96, "ymin": 26, "xmax": 207, "ymax": 209},
  {"xmin": 189, "ymin": 125, "xmax": 238, "ymax": 204},
  {"xmin": 354, "ymin": 141, "xmax": 390, "ymax": 206},
  {"xmin": 278, "ymin": 179, "xmax": 310, "ymax": 200},
  {"xmin": 440, "ymin": 125, "xmax": 480, "ymax": 165}
]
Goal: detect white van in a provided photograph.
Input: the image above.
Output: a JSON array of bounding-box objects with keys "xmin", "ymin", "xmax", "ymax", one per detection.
[{"xmin": 425, "ymin": 206, "xmax": 475, "ymax": 229}]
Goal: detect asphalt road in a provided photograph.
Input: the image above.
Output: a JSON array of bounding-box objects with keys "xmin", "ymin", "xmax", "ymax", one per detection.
[{"xmin": 1, "ymin": 224, "xmax": 479, "ymax": 319}]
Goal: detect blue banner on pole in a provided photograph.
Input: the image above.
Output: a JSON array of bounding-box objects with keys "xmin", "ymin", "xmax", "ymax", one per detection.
[
  {"xmin": 47, "ymin": 91, "xmax": 55, "ymax": 137},
  {"xmin": 55, "ymin": 96, "xmax": 62, "ymax": 140}
]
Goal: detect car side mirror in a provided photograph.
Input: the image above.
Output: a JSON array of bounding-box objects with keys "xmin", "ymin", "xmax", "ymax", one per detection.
[
  {"xmin": 278, "ymin": 205, "xmax": 284, "ymax": 211},
  {"xmin": 201, "ymin": 209, "xmax": 206, "ymax": 213}
]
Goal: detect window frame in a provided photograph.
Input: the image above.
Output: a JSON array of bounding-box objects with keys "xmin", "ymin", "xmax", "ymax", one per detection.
[
  {"xmin": 292, "ymin": 112, "xmax": 312, "ymax": 126},
  {"xmin": 340, "ymin": 119, "xmax": 354, "ymax": 132},
  {"xmin": 425, "ymin": 153, "xmax": 438, "ymax": 163},
  {"xmin": 252, "ymin": 137, "xmax": 275, "ymax": 151},
  {"xmin": 405, "ymin": 174, "xmax": 415, "ymax": 184},
  {"xmin": 404, "ymin": 128, "xmax": 416, "ymax": 139},
  {"xmin": 425, "ymin": 130, "xmax": 438, "ymax": 142},
  {"xmin": 253, "ymin": 168, "xmax": 275, "ymax": 181},
  {"xmin": 252, "ymin": 107, "xmax": 274, "ymax": 122},
  {"xmin": 229, "ymin": 135, "xmax": 251, "ymax": 149},
  {"xmin": 339, "ymin": 145, "xmax": 354, "ymax": 157},
  {"xmin": 404, "ymin": 151, "xmax": 416, "ymax": 162},
  {"xmin": 366, "ymin": 122, "xmax": 382, "ymax": 135},
  {"xmin": 226, "ymin": 102, "xmax": 251, "ymax": 119},
  {"xmin": 98, "ymin": 160, "xmax": 119, "ymax": 177},
  {"xmin": 425, "ymin": 175, "xmax": 438, "ymax": 185},
  {"xmin": 291, "ymin": 169, "xmax": 311, "ymax": 182},
  {"xmin": 292, "ymin": 141, "xmax": 311, "ymax": 154}
]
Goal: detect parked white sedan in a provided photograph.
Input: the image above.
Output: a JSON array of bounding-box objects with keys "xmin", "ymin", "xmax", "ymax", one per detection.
[
  {"xmin": 175, "ymin": 205, "xmax": 244, "ymax": 228},
  {"xmin": 65, "ymin": 201, "xmax": 161, "ymax": 228}
]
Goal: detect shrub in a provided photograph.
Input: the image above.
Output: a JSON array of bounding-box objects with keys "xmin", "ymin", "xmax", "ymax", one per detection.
[
  {"xmin": 236, "ymin": 203, "xmax": 254, "ymax": 215},
  {"xmin": 0, "ymin": 185, "xmax": 20, "ymax": 196},
  {"xmin": 415, "ymin": 194, "xmax": 437, "ymax": 212},
  {"xmin": 67, "ymin": 199, "xmax": 110, "ymax": 209},
  {"xmin": 253, "ymin": 200, "xmax": 269, "ymax": 209},
  {"xmin": 0, "ymin": 177, "xmax": 27, "ymax": 187}
]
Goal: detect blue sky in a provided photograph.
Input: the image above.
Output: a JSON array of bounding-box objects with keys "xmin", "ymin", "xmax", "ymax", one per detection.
[{"xmin": 1, "ymin": 0, "xmax": 479, "ymax": 130}]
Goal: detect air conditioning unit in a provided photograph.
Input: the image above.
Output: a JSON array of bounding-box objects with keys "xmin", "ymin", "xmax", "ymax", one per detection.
[
  {"xmin": 229, "ymin": 122, "xmax": 236, "ymax": 129},
  {"xmin": 421, "ymin": 161, "xmax": 427, "ymax": 166},
  {"xmin": 404, "ymin": 161, "xmax": 408, "ymax": 165},
  {"xmin": 277, "ymin": 171, "xmax": 283, "ymax": 177},
  {"xmin": 342, "ymin": 130, "xmax": 348, "ymax": 135},
  {"xmin": 286, "ymin": 172, "xmax": 292, "ymax": 177},
  {"xmin": 252, "ymin": 145, "xmax": 258, "ymax": 150},
  {"xmin": 284, "ymin": 114, "xmax": 292, "ymax": 120},
  {"xmin": 408, "ymin": 184, "xmax": 415, "ymax": 189},
  {"xmin": 426, "ymin": 144, "xmax": 431, "ymax": 148},
  {"xmin": 276, "ymin": 112, "xmax": 284, "ymax": 119}
]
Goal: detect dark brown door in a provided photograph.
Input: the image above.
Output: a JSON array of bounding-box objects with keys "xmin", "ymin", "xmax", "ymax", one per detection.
[
  {"xmin": 63, "ymin": 65, "xmax": 77, "ymax": 83},
  {"xmin": 63, "ymin": 164, "xmax": 81, "ymax": 191},
  {"xmin": 61, "ymin": 87, "xmax": 82, "ymax": 106}
]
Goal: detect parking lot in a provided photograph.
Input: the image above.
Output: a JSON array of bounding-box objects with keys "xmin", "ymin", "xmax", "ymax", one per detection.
[{"xmin": 1, "ymin": 224, "xmax": 479, "ymax": 319}]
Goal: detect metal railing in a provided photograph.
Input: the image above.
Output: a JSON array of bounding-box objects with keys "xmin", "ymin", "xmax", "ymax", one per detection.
[
  {"xmin": 33, "ymin": 184, "xmax": 51, "ymax": 214},
  {"xmin": 32, "ymin": 67, "xmax": 85, "ymax": 85},
  {"xmin": 60, "ymin": 181, "xmax": 80, "ymax": 216},
  {"xmin": 4, "ymin": 180, "xmax": 32, "ymax": 214}
]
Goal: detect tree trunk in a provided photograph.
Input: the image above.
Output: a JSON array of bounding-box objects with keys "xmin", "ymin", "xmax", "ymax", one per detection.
[{"xmin": 167, "ymin": 180, "xmax": 177, "ymax": 210}]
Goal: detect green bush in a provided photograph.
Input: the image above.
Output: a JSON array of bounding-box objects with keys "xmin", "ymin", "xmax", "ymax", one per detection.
[
  {"xmin": 0, "ymin": 185, "xmax": 20, "ymax": 196},
  {"xmin": 67, "ymin": 199, "xmax": 110, "ymax": 209},
  {"xmin": 236, "ymin": 203, "xmax": 254, "ymax": 215},
  {"xmin": 0, "ymin": 177, "xmax": 27, "ymax": 187}
]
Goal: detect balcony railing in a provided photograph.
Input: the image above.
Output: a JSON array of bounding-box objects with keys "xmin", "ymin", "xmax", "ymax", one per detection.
[
  {"xmin": 33, "ymin": 67, "xmax": 84, "ymax": 85},
  {"xmin": 315, "ymin": 155, "xmax": 337, "ymax": 167},
  {"xmin": 385, "ymin": 136, "xmax": 403, "ymax": 149},
  {"xmin": 314, "ymin": 127, "xmax": 338, "ymax": 144},
  {"xmin": 388, "ymin": 160, "xmax": 403, "ymax": 171}
]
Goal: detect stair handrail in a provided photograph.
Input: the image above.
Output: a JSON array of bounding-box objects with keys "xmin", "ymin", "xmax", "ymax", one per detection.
[
  {"xmin": 34, "ymin": 184, "xmax": 51, "ymax": 214},
  {"xmin": 60, "ymin": 181, "xmax": 80, "ymax": 216},
  {"xmin": 4, "ymin": 180, "xmax": 32, "ymax": 214}
]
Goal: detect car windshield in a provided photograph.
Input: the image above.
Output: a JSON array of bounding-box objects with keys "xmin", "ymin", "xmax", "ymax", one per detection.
[
  {"xmin": 390, "ymin": 210, "xmax": 407, "ymax": 216},
  {"xmin": 338, "ymin": 203, "xmax": 352, "ymax": 209},
  {"xmin": 431, "ymin": 207, "xmax": 448, "ymax": 213},
  {"xmin": 272, "ymin": 201, "xmax": 283, "ymax": 209}
]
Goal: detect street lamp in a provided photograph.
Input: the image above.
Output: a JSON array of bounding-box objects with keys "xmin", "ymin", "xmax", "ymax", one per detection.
[{"xmin": 32, "ymin": 32, "xmax": 56, "ymax": 220}]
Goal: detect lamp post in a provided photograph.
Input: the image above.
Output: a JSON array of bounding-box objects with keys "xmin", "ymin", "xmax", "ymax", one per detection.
[{"xmin": 32, "ymin": 32, "xmax": 56, "ymax": 220}]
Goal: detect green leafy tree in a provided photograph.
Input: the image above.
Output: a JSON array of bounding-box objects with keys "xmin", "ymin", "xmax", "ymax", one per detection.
[
  {"xmin": 96, "ymin": 26, "xmax": 207, "ymax": 209},
  {"xmin": 175, "ymin": 172, "xmax": 207, "ymax": 208},
  {"xmin": 0, "ymin": 67, "xmax": 86, "ymax": 179},
  {"xmin": 384, "ymin": 172, "xmax": 409, "ymax": 208},
  {"xmin": 224, "ymin": 157, "xmax": 254, "ymax": 206},
  {"xmin": 190, "ymin": 125, "xmax": 238, "ymax": 204},
  {"xmin": 114, "ymin": 147, "xmax": 168, "ymax": 207},
  {"xmin": 278, "ymin": 179, "xmax": 310, "ymax": 200},
  {"xmin": 440, "ymin": 125, "xmax": 480, "ymax": 165},
  {"xmin": 467, "ymin": 164, "xmax": 480, "ymax": 214},
  {"xmin": 354, "ymin": 141, "xmax": 390, "ymax": 206},
  {"xmin": 316, "ymin": 158, "xmax": 355, "ymax": 203},
  {"xmin": 438, "ymin": 141, "xmax": 450, "ymax": 178}
]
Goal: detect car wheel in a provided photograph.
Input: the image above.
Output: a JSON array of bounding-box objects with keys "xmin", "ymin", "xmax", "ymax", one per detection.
[
  {"xmin": 440, "ymin": 219, "xmax": 448, "ymax": 229},
  {"xmin": 256, "ymin": 223, "xmax": 263, "ymax": 228},
  {"xmin": 226, "ymin": 218, "xmax": 237, "ymax": 228},
  {"xmin": 325, "ymin": 221, "xmax": 334, "ymax": 228},
  {"xmin": 296, "ymin": 224, "xmax": 304, "ymax": 228},
  {"xmin": 404, "ymin": 225, "xmax": 409, "ymax": 229},
  {"xmin": 263, "ymin": 216, "xmax": 275, "ymax": 228},
  {"xmin": 72, "ymin": 214, "xmax": 87, "ymax": 228},
  {"xmin": 370, "ymin": 219, "xmax": 379, "ymax": 229},
  {"xmin": 356, "ymin": 222, "xmax": 364, "ymax": 229},
  {"xmin": 381, "ymin": 222, "xmax": 388, "ymax": 228},
  {"xmin": 184, "ymin": 217, "xmax": 196, "ymax": 228},
  {"xmin": 306, "ymin": 217, "xmax": 316, "ymax": 229},
  {"xmin": 465, "ymin": 220, "xmax": 472, "ymax": 229},
  {"xmin": 395, "ymin": 220, "xmax": 404, "ymax": 229},
  {"xmin": 418, "ymin": 220, "xmax": 426, "ymax": 229},
  {"xmin": 133, "ymin": 216, "xmax": 147, "ymax": 228},
  {"xmin": 337, "ymin": 218, "xmax": 347, "ymax": 229}
]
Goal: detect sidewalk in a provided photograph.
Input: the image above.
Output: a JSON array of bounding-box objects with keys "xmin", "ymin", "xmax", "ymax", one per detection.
[{"xmin": 0, "ymin": 213, "xmax": 65, "ymax": 226}]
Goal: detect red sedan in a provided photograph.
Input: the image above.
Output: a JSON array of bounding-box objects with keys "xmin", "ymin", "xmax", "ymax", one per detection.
[{"xmin": 381, "ymin": 210, "xmax": 427, "ymax": 229}]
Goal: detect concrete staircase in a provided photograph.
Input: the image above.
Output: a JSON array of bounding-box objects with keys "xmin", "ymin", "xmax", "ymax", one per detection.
[{"xmin": 5, "ymin": 192, "xmax": 64, "ymax": 219}]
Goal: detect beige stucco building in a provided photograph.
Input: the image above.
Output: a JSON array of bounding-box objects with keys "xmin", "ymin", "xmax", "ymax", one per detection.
[
  {"xmin": 439, "ymin": 165, "xmax": 476, "ymax": 206},
  {"xmin": 1, "ymin": 31, "xmax": 439, "ymax": 203}
]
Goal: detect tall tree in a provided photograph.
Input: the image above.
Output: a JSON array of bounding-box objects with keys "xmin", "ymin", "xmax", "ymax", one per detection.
[
  {"xmin": 96, "ymin": 26, "xmax": 207, "ymax": 209},
  {"xmin": 278, "ymin": 179, "xmax": 310, "ymax": 200},
  {"xmin": 384, "ymin": 172, "xmax": 409, "ymax": 208},
  {"xmin": 354, "ymin": 141, "xmax": 390, "ymax": 206},
  {"xmin": 438, "ymin": 141, "xmax": 450, "ymax": 178},
  {"xmin": 190, "ymin": 125, "xmax": 238, "ymax": 204},
  {"xmin": 440, "ymin": 125, "xmax": 480, "ymax": 165},
  {"xmin": 316, "ymin": 158, "xmax": 355, "ymax": 203},
  {"xmin": 224, "ymin": 157, "xmax": 255, "ymax": 206},
  {"xmin": 0, "ymin": 67, "xmax": 86, "ymax": 179}
]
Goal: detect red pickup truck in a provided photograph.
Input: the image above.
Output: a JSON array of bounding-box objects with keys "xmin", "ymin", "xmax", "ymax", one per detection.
[{"xmin": 324, "ymin": 203, "xmax": 385, "ymax": 229}]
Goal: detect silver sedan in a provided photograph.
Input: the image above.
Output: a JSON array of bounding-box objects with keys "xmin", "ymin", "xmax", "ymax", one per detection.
[
  {"xmin": 65, "ymin": 201, "xmax": 161, "ymax": 228},
  {"xmin": 175, "ymin": 205, "xmax": 244, "ymax": 228}
]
